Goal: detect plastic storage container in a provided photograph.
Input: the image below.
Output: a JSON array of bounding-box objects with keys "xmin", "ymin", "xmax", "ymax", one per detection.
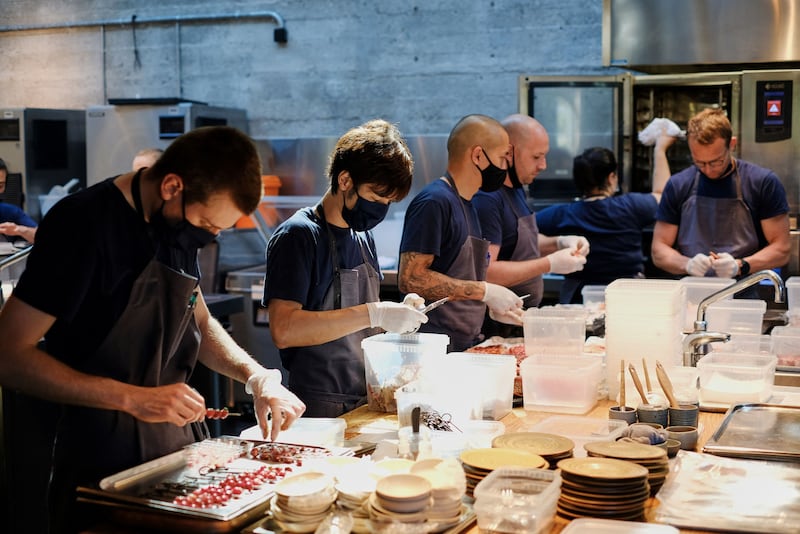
[
  {"xmin": 519, "ymin": 356, "xmax": 603, "ymax": 414},
  {"xmin": 605, "ymin": 279, "xmax": 684, "ymax": 401},
  {"xmin": 239, "ymin": 417, "xmax": 346, "ymax": 447},
  {"xmin": 361, "ymin": 332, "xmax": 448, "ymax": 412},
  {"xmin": 769, "ymin": 326, "xmax": 800, "ymax": 369},
  {"xmin": 679, "ymin": 276, "xmax": 735, "ymax": 332},
  {"xmin": 527, "ymin": 416, "xmax": 628, "ymax": 458},
  {"xmin": 581, "ymin": 285, "xmax": 607, "ymax": 311},
  {"xmin": 697, "ymin": 352, "xmax": 777, "ymax": 405},
  {"xmin": 523, "ymin": 307, "xmax": 587, "ymax": 359},
  {"xmin": 473, "ymin": 467, "xmax": 561, "ymax": 534},
  {"xmin": 785, "ymin": 277, "xmax": 800, "ymax": 326},
  {"xmin": 430, "ymin": 352, "xmax": 516, "ymax": 420},
  {"xmin": 706, "ymin": 299, "xmax": 766, "ymax": 336}
]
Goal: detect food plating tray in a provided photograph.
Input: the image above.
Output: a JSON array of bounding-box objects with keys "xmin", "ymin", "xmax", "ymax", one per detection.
[
  {"xmin": 77, "ymin": 437, "xmax": 341, "ymax": 527},
  {"xmin": 703, "ymin": 403, "xmax": 800, "ymax": 461}
]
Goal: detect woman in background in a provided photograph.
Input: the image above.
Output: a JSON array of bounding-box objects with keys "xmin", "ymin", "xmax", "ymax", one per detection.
[{"xmin": 535, "ymin": 139, "xmax": 672, "ymax": 303}]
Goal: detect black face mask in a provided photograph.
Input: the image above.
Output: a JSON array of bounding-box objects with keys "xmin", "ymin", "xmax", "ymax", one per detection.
[
  {"xmin": 150, "ymin": 197, "xmax": 217, "ymax": 252},
  {"xmin": 507, "ymin": 164, "xmax": 523, "ymax": 189},
  {"xmin": 341, "ymin": 191, "xmax": 389, "ymax": 231},
  {"xmin": 476, "ymin": 147, "xmax": 508, "ymax": 193}
]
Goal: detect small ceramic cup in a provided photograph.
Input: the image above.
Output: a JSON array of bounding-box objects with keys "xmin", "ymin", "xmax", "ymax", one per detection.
[
  {"xmin": 631, "ymin": 421, "xmax": 663, "ymax": 431},
  {"xmin": 668, "ymin": 404, "xmax": 699, "ymax": 427},
  {"xmin": 666, "ymin": 425, "xmax": 698, "ymax": 450},
  {"xmin": 609, "ymin": 405, "xmax": 638, "ymax": 424},
  {"xmin": 637, "ymin": 404, "xmax": 669, "ymax": 427},
  {"xmin": 665, "ymin": 438, "xmax": 681, "ymax": 458}
]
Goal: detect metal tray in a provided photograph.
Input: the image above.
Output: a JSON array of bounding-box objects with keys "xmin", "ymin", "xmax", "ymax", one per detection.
[{"xmin": 702, "ymin": 403, "xmax": 800, "ymax": 461}]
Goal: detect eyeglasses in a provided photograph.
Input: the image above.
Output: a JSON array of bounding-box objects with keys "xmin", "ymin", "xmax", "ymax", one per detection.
[{"xmin": 693, "ymin": 149, "xmax": 730, "ymax": 171}]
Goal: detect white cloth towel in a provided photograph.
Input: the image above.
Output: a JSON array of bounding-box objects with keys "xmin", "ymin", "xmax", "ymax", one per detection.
[{"xmin": 638, "ymin": 117, "xmax": 686, "ymax": 146}]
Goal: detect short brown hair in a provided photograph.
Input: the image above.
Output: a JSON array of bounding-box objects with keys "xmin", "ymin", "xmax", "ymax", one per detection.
[
  {"xmin": 328, "ymin": 119, "xmax": 414, "ymax": 200},
  {"xmin": 148, "ymin": 126, "xmax": 263, "ymax": 214},
  {"xmin": 687, "ymin": 108, "xmax": 732, "ymax": 147}
]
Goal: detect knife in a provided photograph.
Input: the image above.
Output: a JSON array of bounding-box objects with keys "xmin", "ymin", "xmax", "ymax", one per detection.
[{"xmin": 419, "ymin": 296, "xmax": 450, "ymax": 314}]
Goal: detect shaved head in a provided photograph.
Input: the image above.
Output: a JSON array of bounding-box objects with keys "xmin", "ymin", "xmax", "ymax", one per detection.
[{"xmin": 447, "ymin": 114, "xmax": 507, "ymax": 162}]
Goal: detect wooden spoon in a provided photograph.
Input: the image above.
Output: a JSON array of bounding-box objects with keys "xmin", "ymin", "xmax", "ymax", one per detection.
[
  {"xmin": 642, "ymin": 358, "xmax": 653, "ymax": 393},
  {"xmin": 628, "ymin": 363, "xmax": 649, "ymax": 404},
  {"xmin": 619, "ymin": 359, "xmax": 626, "ymax": 408},
  {"xmin": 655, "ymin": 360, "xmax": 680, "ymax": 408}
]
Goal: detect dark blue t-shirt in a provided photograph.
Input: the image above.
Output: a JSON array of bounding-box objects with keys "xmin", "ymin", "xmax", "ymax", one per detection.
[
  {"xmin": 400, "ymin": 179, "xmax": 482, "ymax": 274},
  {"xmin": 536, "ymin": 193, "xmax": 658, "ymax": 282},
  {"xmin": 0, "ymin": 202, "xmax": 36, "ymax": 227},
  {"xmin": 656, "ymin": 159, "xmax": 789, "ymax": 249},
  {"xmin": 264, "ymin": 206, "xmax": 379, "ymax": 310},
  {"xmin": 473, "ymin": 186, "xmax": 532, "ymax": 259}
]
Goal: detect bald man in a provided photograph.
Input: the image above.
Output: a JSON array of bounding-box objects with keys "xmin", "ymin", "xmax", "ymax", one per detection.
[
  {"xmin": 398, "ymin": 114, "xmax": 524, "ymax": 351},
  {"xmin": 473, "ymin": 114, "xmax": 588, "ymax": 313}
]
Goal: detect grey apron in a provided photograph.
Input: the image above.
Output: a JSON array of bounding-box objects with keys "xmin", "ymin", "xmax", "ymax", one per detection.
[
  {"xmin": 503, "ymin": 186, "xmax": 543, "ymax": 308},
  {"xmin": 48, "ymin": 178, "xmax": 203, "ymax": 533},
  {"xmin": 676, "ymin": 163, "xmax": 759, "ymax": 269},
  {"xmin": 287, "ymin": 205, "xmax": 381, "ymax": 418},
  {"xmin": 418, "ymin": 175, "xmax": 490, "ymax": 352}
]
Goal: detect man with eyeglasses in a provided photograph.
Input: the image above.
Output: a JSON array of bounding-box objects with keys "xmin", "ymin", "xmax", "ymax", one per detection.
[{"xmin": 651, "ymin": 108, "xmax": 790, "ymax": 279}]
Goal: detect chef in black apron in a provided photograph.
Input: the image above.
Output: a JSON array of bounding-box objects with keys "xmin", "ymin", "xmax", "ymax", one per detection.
[
  {"xmin": 264, "ymin": 120, "xmax": 427, "ymax": 418},
  {"xmin": 0, "ymin": 127, "xmax": 306, "ymax": 533}
]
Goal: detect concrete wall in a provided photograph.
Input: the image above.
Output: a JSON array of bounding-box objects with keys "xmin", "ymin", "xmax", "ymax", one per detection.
[{"xmin": 0, "ymin": 0, "xmax": 615, "ymax": 137}]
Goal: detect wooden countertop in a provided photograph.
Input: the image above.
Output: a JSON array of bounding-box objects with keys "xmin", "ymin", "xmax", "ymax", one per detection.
[{"xmin": 341, "ymin": 399, "xmax": 728, "ymax": 534}]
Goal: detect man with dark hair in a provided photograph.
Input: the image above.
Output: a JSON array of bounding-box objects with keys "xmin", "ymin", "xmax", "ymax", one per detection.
[
  {"xmin": 0, "ymin": 157, "xmax": 37, "ymax": 242},
  {"xmin": 0, "ymin": 126, "xmax": 305, "ymax": 532},
  {"xmin": 265, "ymin": 119, "xmax": 426, "ymax": 417},
  {"xmin": 398, "ymin": 114, "xmax": 524, "ymax": 351}
]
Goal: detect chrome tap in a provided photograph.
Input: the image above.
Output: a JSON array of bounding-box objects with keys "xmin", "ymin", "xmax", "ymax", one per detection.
[{"xmin": 684, "ymin": 269, "xmax": 786, "ymax": 366}]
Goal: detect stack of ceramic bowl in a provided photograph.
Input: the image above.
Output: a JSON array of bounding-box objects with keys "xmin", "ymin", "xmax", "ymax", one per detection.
[
  {"xmin": 335, "ymin": 475, "xmax": 376, "ymax": 534},
  {"xmin": 368, "ymin": 473, "xmax": 432, "ymax": 529},
  {"xmin": 492, "ymin": 432, "xmax": 575, "ymax": 468},
  {"xmin": 271, "ymin": 471, "xmax": 338, "ymax": 533},
  {"xmin": 460, "ymin": 448, "xmax": 547, "ymax": 497},
  {"xmin": 556, "ymin": 457, "xmax": 650, "ymax": 521},
  {"xmin": 410, "ymin": 458, "xmax": 468, "ymax": 531},
  {"xmin": 583, "ymin": 440, "xmax": 669, "ymax": 496}
]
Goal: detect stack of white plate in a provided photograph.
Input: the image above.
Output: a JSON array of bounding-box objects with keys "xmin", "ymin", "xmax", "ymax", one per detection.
[
  {"xmin": 270, "ymin": 471, "xmax": 338, "ymax": 533},
  {"xmin": 368, "ymin": 473, "xmax": 432, "ymax": 528},
  {"xmin": 335, "ymin": 476, "xmax": 376, "ymax": 534},
  {"xmin": 410, "ymin": 458, "xmax": 468, "ymax": 531}
]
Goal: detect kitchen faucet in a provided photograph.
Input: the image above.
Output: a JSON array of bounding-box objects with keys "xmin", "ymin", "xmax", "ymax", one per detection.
[{"xmin": 683, "ymin": 270, "xmax": 786, "ymax": 366}]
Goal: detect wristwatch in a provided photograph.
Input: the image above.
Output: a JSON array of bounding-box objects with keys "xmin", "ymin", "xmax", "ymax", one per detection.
[{"xmin": 739, "ymin": 258, "xmax": 751, "ymax": 277}]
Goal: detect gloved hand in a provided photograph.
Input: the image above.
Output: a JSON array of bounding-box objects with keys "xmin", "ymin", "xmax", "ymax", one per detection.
[
  {"xmin": 245, "ymin": 370, "xmax": 306, "ymax": 441},
  {"xmin": 367, "ymin": 301, "xmax": 428, "ymax": 333},
  {"xmin": 547, "ymin": 248, "xmax": 587, "ymax": 274},
  {"xmin": 481, "ymin": 282, "xmax": 523, "ymax": 314},
  {"xmin": 711, "ymin": 252, "xmax": 739, "ymax": 278},
  {"xmin": 489, "ymin": 307, "xmax": 524, "ymax": 326},
  {"xmin": 557, "ymin": 235, "xmax": 590, "ymax": 257},
  {"xmin": 686, "ymin": 253, "xmax": 712, "ymax": 277},
  {"xmin": 402, "ymin": 293, "xmax": 425, "ymax": 310}
]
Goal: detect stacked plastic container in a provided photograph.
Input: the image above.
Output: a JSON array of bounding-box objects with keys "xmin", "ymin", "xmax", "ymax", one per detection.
[
  {"xmin": 679, "ymin": 276, "xmax": 735, "ymax": 332},
  {"xmin": 605, "ymin": 279, "xmax": 684, "ymax": 401}
]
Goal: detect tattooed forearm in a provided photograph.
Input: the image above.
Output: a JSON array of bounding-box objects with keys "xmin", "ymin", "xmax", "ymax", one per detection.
[{"xmin": 399, "ymin": 252, "xmax": 484, "ymax": 301}]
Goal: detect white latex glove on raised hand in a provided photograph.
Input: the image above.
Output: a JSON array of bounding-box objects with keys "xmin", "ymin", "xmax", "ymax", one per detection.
[
  {"xmin": 481, "ymin": 282, "xmax": 524, "ymax": 316},
  {"xmin": 547, "ymin": 247, "xmax": 587, "ymax": 274},
  {"xmin": 245, "ymin": 370, "xmax": 306, "ymax": 441},
  {"xmin": 686, "ymin": 253, "xmax": 712, "ymax": 277},
  {"xmin": 711, "ymin": 252, "xmax": 739, "ymax": 278},
  {"xmin": 489, "ymin": 307, "xmax": 525, "ymax": 326},
  {"xmin": 367, "ymin": 301, "xmax": 428, "ymax": 333},
  {"xmin": 557, "ymin": 235, "xmax": 590, "ymax": 257},
  {"xmin": 402, "ymin": 293, "xmax": 425, "ymax": 310}
]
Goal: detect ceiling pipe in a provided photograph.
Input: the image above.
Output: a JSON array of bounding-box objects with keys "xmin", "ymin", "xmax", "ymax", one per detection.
[{"xmin": 0, "ymin": 11, "xmax": 288, "ymax": 43}]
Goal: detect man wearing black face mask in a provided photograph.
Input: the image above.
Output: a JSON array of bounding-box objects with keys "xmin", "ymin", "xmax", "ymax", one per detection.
[
  {"xmin": 264, "ymin": 120, "xmax": 426, "ymax": 417},
  {"xmin": 0, "ymin": 126, "xmax": 306, "ymax": 533},
  {"xmin": 473, "ymin": 114, "xmax": 588, "ymax": 317},
  {"xmin": 398, "ymin": 114, "xmax": 525, "ymax": 352}
]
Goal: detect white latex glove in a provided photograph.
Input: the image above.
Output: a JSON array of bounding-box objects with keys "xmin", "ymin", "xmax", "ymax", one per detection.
[
  {"xmin": 245, "ymin": 369, "xmax": 306, "ymax": 441},
  {"xmin": 489, "ymin": 307, "xmax": 524, "ymax": 326},
  {"xmin": 481, "ymin": 282, "xmax": 523, "ymax": 314},
  {"xmin": 557, "ymin": 235, "xmax": 590, "ymax": 257},
  {"xmin": 547, "ymin": 248, "xmax": 587, "ymax": 274},
  {"xmin": 711, "ymin": 252, "xmax": 739, "ymax": 278},
  {"xmin": 367, "ymin": 301, "xmax": 428, "ymax": 333},
  {"xmin": 686, "ymin": 253, "xmax": 712, "ymax": 277},
  {"xmin": 402, "ymin": 293, "xmax": 425, "ymax": 310}
]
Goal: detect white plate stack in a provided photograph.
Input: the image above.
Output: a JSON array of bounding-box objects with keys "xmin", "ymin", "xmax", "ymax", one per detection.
[
  {"xmin": 270, "ymin": 471, "xmax": 337, "ymax": 533},
  {"xmin": 410, "ymin": 458, "xmax": 468, "ymax": 531},
  {"xmin": 369, "ymin": 474, "xmax": 432, "ymax": 529}
]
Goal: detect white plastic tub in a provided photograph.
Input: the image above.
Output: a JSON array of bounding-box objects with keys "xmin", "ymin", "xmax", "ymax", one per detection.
[{"xmin": 520, "ymin": 356, "xmax": 602, "ymax": 414}]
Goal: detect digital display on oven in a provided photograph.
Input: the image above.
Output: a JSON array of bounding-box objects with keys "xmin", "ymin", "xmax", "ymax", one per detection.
[{"xmin": 755, "ymin": 80, "xmax": 792, "ymax": 143}]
